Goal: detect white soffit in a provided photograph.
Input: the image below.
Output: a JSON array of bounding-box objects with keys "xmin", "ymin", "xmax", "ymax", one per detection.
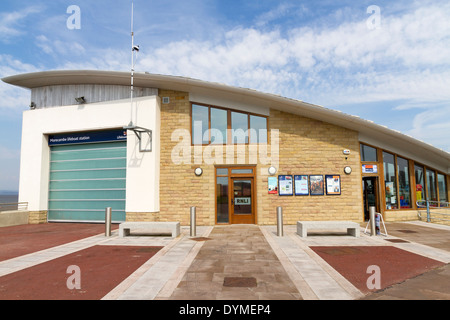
[{"xmin": 3, "ymin": 70, "xmax": 450, "ymax": 170}]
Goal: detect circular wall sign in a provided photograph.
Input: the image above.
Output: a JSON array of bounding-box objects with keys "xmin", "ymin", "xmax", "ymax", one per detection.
[{"xmin": 344, "ymin": 166, "xmax": 352, "ymax": 175}]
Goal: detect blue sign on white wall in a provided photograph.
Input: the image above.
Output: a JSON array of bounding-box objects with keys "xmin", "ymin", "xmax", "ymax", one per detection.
[{"xmin": 48, "ymin": 129, "xmax": 127, "ymax": 146}]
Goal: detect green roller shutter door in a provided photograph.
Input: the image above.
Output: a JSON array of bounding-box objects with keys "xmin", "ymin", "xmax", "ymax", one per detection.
[{"xmin": 48, "ymin": 141, "xmax": 127, "ymax": 222}]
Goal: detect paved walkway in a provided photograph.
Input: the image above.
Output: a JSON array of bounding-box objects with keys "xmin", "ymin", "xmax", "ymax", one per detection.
[{"xmin": 0, "ymin": 221, "xmax": 449, "ymax": 300}]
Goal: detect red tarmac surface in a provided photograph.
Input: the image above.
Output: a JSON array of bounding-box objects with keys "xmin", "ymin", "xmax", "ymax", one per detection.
[
  {"xmin": 0, "ymin": 222, "xmax": 448, "ymax": 300},
  {"xmin": 311, "ymin": 246, "xmax": 445, "ymax": 294},
  {"xmin": 0, "ymin": 245, "xmax": 162, "ymax": 300},
  {"xmin": 0, "ymin": 223, "xmax": 119, "ymax": 262}
]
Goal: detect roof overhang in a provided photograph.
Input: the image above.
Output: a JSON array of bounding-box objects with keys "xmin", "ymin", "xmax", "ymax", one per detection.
[{"xmin": 3, "ymin": 70, "xmax": 450, "ymax": 172}]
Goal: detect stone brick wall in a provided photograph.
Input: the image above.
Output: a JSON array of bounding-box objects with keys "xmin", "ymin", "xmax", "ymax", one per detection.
[
  {"xmin": 28, "ymin": 211, "xmax": 47, "ymax": 224},
  {"xmin": 156, "ymin": 90, "xmax": 364, "ymax": 226},
  {"xmin": 260, "ymin": 110, "xmax": 362, "ymax": 225}
]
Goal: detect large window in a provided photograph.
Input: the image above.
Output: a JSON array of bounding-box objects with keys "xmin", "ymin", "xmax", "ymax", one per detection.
[
  {"xmin": 426, "ymin": 169, "xmax": 437, "ymax": 202},
  {"xmin": 415, "ymin": 165, "xmax": 425, "ymax": 201},
  {"xmin": 397, "ymin": 157, "xmax": 411, "ymax": 208},
  {"xmin": 192, "ymin": 104, "xmax": 268, "ymax": 145},
  {"xmin": 361, "ymin": 143, "xmax": 449, "ymax": 211},
  {"xmin": 250, "ymin": 115, "xmax": 268, "ymax": 144},
  {"xmin": 437, "ymin": 173, "xmax": 448, "ymax": 206},
  {"xmin": 192, "ymin": 104, "xmax": 209, "ymax": 145},
  {"xmin": 211, "ymin": 108, "xmax": 228, "ymax": 144},
  {"xmin": 383, "ymin": 152, "xmax": 398, "ymax": 209},
  {"xmin": 231, "ymin": 111, "xmax": 249, "ymax": 144}
]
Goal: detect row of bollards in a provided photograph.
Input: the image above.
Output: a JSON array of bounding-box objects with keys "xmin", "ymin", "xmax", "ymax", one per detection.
[
  {"xmin": 104, "ymin": 206, "xmax": 284, "ymax": 238},
  {"xmin": 105, "ymin": 205, "xmax": 381, "ymax": 239}
]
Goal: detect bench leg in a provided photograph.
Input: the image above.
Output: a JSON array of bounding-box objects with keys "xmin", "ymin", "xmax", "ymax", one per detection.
[
  {"xmin": 172, "ymin": 225, "xmax": 181, "ymax": 238},
  {"xmin": 347, "ymin": 228, "xmax": 359, "ymax": 237},
  {"xmin": 119, "ymin": 228, "xmax": 130, "ymax": 237},
  {"xmin": 297, "ymin": 225, "xmax": 307, "ymax": 238}
]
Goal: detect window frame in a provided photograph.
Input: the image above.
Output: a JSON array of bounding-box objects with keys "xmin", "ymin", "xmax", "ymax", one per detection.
[
  {"xmin": 191, "ymin": 102, "xmax": 269, "ymax": 146},
  {"xmin": 359, "ymin": 142, "xmax": 449, "ymax": 211}
]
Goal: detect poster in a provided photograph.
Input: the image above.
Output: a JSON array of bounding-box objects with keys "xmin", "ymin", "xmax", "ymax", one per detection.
[
  {"xmin": 325, "ymin": 175, "xmax": 341, "ymax": 195},
  {"xmin": 268, "ymin": 177, "xmax": 278, "ymax": 194},
  {"xmin": 278, "ymin": 175, "xmax": 293, "ymax": 196},
  {"xmin": 294, "ymin": 175, "xmax": 309, "ymax": 196},
  {"xmin": 309, "ymin": 175, "xmax": 324, "ymax": 195}
]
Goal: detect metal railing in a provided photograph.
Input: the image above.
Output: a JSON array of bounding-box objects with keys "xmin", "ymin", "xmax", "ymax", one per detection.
[
  {"xmin": 0, "ymin": 202, "xmax": 28, "ymax": 212},
  {"xmin": 416, "ymin": 200, "xmax": 450, "ymax": 223}
]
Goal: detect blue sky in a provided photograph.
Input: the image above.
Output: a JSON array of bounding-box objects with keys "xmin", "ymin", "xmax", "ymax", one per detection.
[{"xmin": 1, "ymin": 0, "xmax": 450, "ymax": 191}]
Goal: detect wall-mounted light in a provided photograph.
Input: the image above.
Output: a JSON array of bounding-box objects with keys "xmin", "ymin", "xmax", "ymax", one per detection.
[
  {"xmin": 194, "ymin": 168, "xmax": 203, "ymax": 176},
  {"xmin": 268, "ymin": 166, "xmax": 277, "ymax": 176},
  {"xmin": 75, "ymin": 96, "xmax": 87, "ymax": 104},
  {"xmin": 344, "ymin": 166, "xmax": 352, "ymax": 175},
  {"xmin": 29, "ymin": 102, "xmax": 36, "ymax": 110}
]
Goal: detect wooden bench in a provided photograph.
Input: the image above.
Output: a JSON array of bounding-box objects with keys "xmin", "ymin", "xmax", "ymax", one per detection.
[
  {"xmin": 297, "ymin": 221, "xmax": 360, "ymax": 238},
  {"xmin": 119, "ymin": 222, "xmax": 180, "ymax": 238}
]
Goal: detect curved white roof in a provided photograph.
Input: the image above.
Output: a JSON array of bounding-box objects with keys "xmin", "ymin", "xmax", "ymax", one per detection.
[{"xmin": 3, "ymin": 70, "xmax": 450, "ymax": 173}]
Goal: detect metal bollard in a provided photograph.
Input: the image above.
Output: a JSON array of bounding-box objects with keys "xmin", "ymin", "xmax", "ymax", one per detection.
[
  {"xmin": 369, "ymin": 206, "xmax": 376, "ymax": 236},
  {"xmin": 105, "ymin": 207, "xmax": 112, "ymax": 237},
  {"xmin": 190, "ymin": 207, "xmax": 196, "ymax": 237},
  {"xmin": 277, "ymin": 207, "xmax": 284, "ymax": 237}
]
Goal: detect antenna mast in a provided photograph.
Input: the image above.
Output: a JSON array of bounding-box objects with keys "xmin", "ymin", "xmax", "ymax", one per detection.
[{"xmin": 129, "ymin": 0, "xmax": 139, "ymax": 127}]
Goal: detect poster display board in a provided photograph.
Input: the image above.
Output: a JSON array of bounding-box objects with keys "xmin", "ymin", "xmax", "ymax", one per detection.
[
  {"xmin": 294, "ymin": 175, "xmax": 309, "ymax": 196},
  {"xmin": 278, "ymin": 175, "xmax": 293, "ymax": 196},
  {"xmin": 268, "ymin": 177, "xmax": 278, "ymax": 194},
  {"xmin": 309, "ymin": 175, "xmax": 324, "ymax": 195},
  {"xmin": 325, "ymin": 175, "xmax": 341, "ymax": 195}
]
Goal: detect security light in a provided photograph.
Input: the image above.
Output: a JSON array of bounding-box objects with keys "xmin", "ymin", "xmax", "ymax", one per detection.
[
  {"xmin": 268, "ymin": 166, "xmax": 277, "ymax": 176},
  {"xmin": 75, "ymin": 96, "xmax": 87, "ymax": 104},
  {"xmin": 194, "ymin": 168, "xmax": 203, "ymax": 176}
]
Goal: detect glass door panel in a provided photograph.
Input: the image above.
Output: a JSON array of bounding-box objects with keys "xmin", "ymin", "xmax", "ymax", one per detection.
[
  {"xmin": 231, "ymin": 178, "xmax": 254, "ymax": 224},
  {"xmin": 216, "ymin": 176, "xmax": 229, "ymax": 223}
]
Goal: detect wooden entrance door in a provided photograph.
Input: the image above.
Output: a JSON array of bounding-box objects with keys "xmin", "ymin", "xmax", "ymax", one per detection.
[{"xmin": 230, "ymin": 177, "xmax": 255, "ymax": 224}]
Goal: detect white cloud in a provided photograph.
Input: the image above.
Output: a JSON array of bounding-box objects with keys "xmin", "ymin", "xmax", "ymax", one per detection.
[
  {"xmin": 0, "ymin": 55, "xmax": 40, "ymax": 111},
  {"xmin": 0, "ymin": 6, "xmax": 43, "ymax": 42},
  {"xmin": 35, "ymin": 35, "xmax": 86, "ymax": 56},
  {"xmin": 1, "ymin": 1, "xmax": 449, "ymax": 151}
]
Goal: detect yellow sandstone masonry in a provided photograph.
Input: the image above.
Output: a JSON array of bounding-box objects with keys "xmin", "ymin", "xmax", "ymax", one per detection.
[
  {"xmin": 28, "ymin": 211, "xmax": 48, "ymax": 225},
  {"xmin": 153, "ymin": 90, "xmax": 364, "ymax": 226}
]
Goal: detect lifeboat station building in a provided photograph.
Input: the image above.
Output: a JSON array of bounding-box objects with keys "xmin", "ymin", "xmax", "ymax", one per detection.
[{"xmin": 2, "ymin": 70, "xmax": 449, "ymax": 226}]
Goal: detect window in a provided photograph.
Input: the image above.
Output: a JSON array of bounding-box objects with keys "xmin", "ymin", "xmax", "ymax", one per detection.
[
  {"xmin": 191, "ymin": 104, "xmax": 267, "ymax": 145},
  {"xmin": 192, "ymin": 104, "xmax": 209, "ymax": 145},
  {"xmin": 415, "ymin": 165, "xmax": 425, "ymax": 201},
  {"xmin": 383, "ymin": 152, "xmax": 397, "ymax": 209},
  {"xmin": 426, "ymin": 169, "xmax": 437, "ymax": 203},
  {"xmin": 397, "ymin": 157, "xmax": 411, "ymax": 208},
  {"xmin": 231, "ymin": 111, "xmax": 248, "ymax": 144},
  {"xmin": 250, "ymin": 115, "xmax": 268, "ymax": 144},
  {"xmin": 437, "ymin": 173, "xmax": 448, "ymax": 206},
  {"xmin": 360, "ymin": 144, "xmax": 378, "ymax": 162},
  {"xmin": 211, "ymin": 108, "xmax": 227, "ymax": 144}
]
